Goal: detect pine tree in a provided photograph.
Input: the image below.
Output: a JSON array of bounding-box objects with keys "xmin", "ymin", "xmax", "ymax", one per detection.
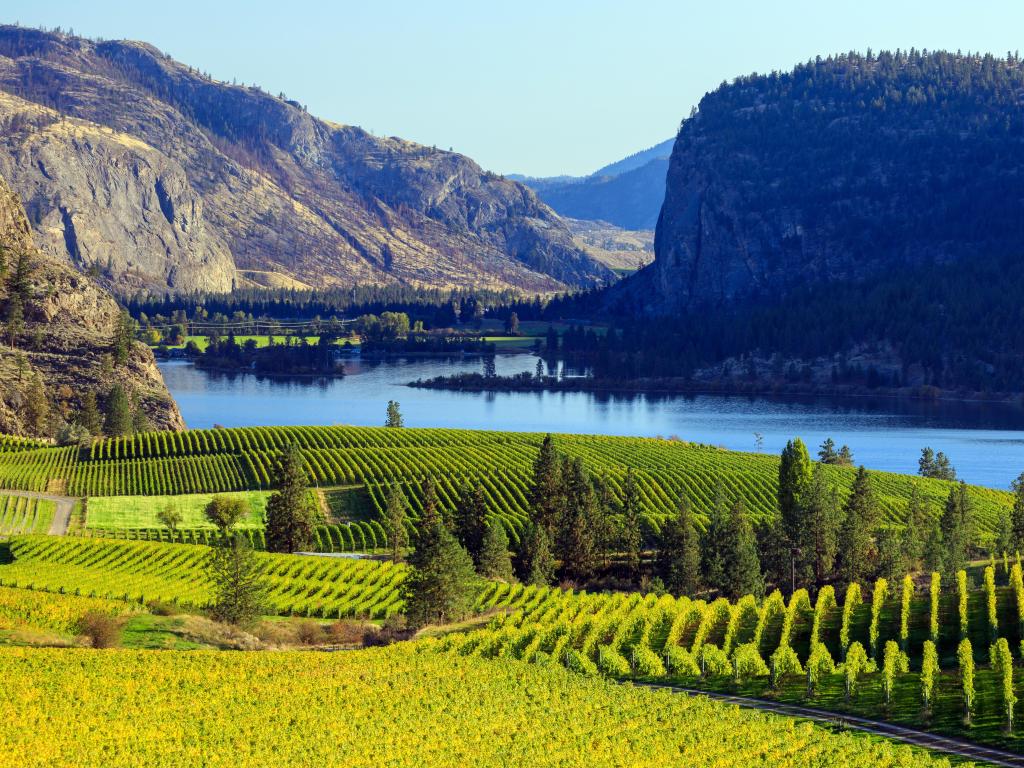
[
  {"xmin": 778, "ymin": 438, "xmax": 813, "ymax": 588},
  {"xmin": 403, "ymin": 525, "xmax": 477, "ymax": 628},
  {"xmin": 5, "ymin": 249, "xmax": 32, "ymax": 349},
  {"xmin": 901, "ymin": 484, "xmax": 928, "ymax": 570},
  {"xmin": 384, "ymin": 400, "xmax": 404, "ymax": 428},
  {"xmin": 619, "ymin": 467, "xmax": 642, "ymax": 579},
  {"xmin": 112, "ymin": 311, "xmax": 136, "ymax": 367},
  {"xmin": 558, "ymin": 458, "xmax": 599, "ymax": 583},
  {"xmin": 995, "ymin": 506, "xmax": 1013, "ymax": 558},
  {"xmin": 657, "ymin": 493, "xmax": 701, "ymax": 595},
  {"xmin": 103, "ymin": 384, "xmax": 133, "ymax": 437},
  {"xmin": 22, "ymin": 373, "xmax": 50, "ymax": 437},
  {"xmin": 876, "ymin": 528, "xmax": 906, "ymax": 582},
  {"xmin": 419, "ymin": 474, "xmax": 442, "ymax": 532},
  {"xmin": 454, "ymin": 483, "xmax": 488, "ymax": 565},
  {"xmin": 940, "ymin": 482, "xmax": 973, "ymax": 581},
  {"xmin": 837, "ymin": 467, "xmax": 879, "ymax": 584},
  {"xmin": 806, "ymin": 465, "xmax": 842, "ymax": 584},
  {"xmin": 76, "ymin": 391, "xmax": 103, "ymax": 436},
  {"xmin": 478, "ymin": 521, "xmax": 515, "ymax": 581},
  {"xmin": 702, "ymin": 484, "xmax": 730, "ymax": 593},
  {"xmin": 521, "ymin": 522, "xmax": 556, "ymax": 586},
  {"xmin": 528, "ymin": 434, "xmax": 564, "ymax": 534},
  {"xmin": 923, "ymin": 518, "xmax": 945, "ymax": 574},
  {"xmin": 264, "ymin": 445, "xmax": 315, "ymax": 553},
  {"xmin": 722, "ymin": 499, "xmax": 763, "ymax": 599},
  {"xmin": 383, "ymin": 484, "xmax": 409, "ymax": 563},
  {"xmin": 207, "ymin": 532, "xmax": 266, "ymax": 626}
]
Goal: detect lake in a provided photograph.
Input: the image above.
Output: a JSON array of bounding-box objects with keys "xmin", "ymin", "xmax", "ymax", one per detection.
[{"xmin": 159, "ymin": 355, "xmax": 1024, "ymax": 490}]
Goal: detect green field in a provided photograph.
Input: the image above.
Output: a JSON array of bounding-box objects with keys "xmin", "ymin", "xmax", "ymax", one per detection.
[
  {"xmin": 0, "ymin": 495, "xmax": 54, "ymax": 536},
  {"xmin": 156, "ymin": 334, "xmax": 327, "ymax": 351},
  {"xmin": 86, "ymin": 491, "xmax": 269, "ymax": 530}
]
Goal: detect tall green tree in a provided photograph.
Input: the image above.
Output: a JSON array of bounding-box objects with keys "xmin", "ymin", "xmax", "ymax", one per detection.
[
  {"xmin": 207, "ymin": 532, "xmax": 266, "ymax": 626},
  {"xmin": 112, "ymin": 311, "xmax": 136, "ymax": 367},
  {"xmin": 204, "ymin": 495, "xmax": 250, "ymax": 537},
  {"xmin": 454, "ymin": 483, "xmax": 489, "ymax": 565},
  {"xmin": 478, "ymin": 521, "xmax": 515, "ymax": 582},
  {"xmin": 76, "ymin": 390, "xmax": 103, "ymax": 436},
  {"xmin": 778, "ymin": 438, "xmax": 814, "ymax": 588},
  {"xmin": 657, "ymin": 493, "xmax": 702, "ymax": 596},
  {"xmin": 528, "ymin": 434, "xmax": 564, "ymax": 534},
  {"xmin": 721, "ymin": 499, "xmax": 764, "ymax": 599},
  {"xmin": 520, "ymin": 522, "xmax": 556, "ymax": 586},
  {"xmin": 805, "ymin": 465, "xmax": 842, "ymax": 584},
  {"xmin": 22, "ymin": 373, "xmax": 50, "ymax": 437},
  {"xmin": 383, "ymin": 484, "xmax": 409, "ymax": 563},
  {"xmin": 557, "ymin": 458, "xmax": 599, "ymax": 583},
  {"xmin": 104, "ymin": 384, "xmax": 133, "ymax": 437},
  {"xmin": 5, "ymin": 249, "xmax": 32, "ymax": 348},
  {"xmin": 701, "ymin": 483, "xmax": 730, "ymax": 593},
  {"xmin": 901, "ymin": 484, "xmax": 929, "ymax": 570},
  {"xmin": 384, "ymin": 400, "xmax": 404, "ymax": 428},
  {"xmin": 619, "ymin": 467, "xmax": 642, "ymax": 579},
  {"xmin": 940, "ymin": 482, "xmax": 973, "ymax": 580},
  {"xmin": 836, "ymin": 466, "xmax": 880, "ymax": 584},
  {"xmin": 265, "ymin": 445, "xmax": 316, "ymax": 553},
  {"xmin": 403, "ymin": 525, "xmax": 477, "ymax": 628}
]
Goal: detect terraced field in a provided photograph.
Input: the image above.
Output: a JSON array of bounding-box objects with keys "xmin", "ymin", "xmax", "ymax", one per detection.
[{"xmin": 0, "ymin": 426, "xmax": 1009, "ymax": 548}]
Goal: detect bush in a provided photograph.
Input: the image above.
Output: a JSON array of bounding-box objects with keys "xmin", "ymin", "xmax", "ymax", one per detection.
[
  {"xmin": 295, "ymin": 620, "xmax": 324, "ymax": 646},
  {"xmin": 324, "ymin": 620, "xmax": 367, "ymax": 646},
  {"xmin": 146, "ymin": 599, "xmax": 179, "ymax": 616},
  {"xmin": 78, "ymin": 611, "xmax": 123, "ymax": 649}
]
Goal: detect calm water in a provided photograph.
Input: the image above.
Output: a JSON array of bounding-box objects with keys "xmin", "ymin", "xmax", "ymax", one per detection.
[{"xmin": 159, "ymin": 356, "xmax": 1024, "ymax": 490}]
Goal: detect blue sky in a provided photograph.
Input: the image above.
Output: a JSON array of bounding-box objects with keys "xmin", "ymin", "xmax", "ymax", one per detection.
[{"xmin": 4, "ymin": 1, "xmax": 1022, "ymax": 176}]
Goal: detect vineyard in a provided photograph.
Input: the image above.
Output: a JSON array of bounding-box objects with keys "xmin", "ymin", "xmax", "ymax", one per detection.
[
  {"xmin": 450, "ymin": 562, "xmax": 1024, "ymax": 751},
  {"xmin": 0, "ymin": 645, "xmax": 955, "ymax": 768},
  {"xmin": 0, "ymin": 537, "xmax": 407, "ymax": 619},
  {"xmin": 0, "ymin": 586, "xmax": 140, "ymax": 635},
  {"xmin": 0, "ymin": 495, "xmax": 55, "ymax": 536},
  {"xmin": 0, "ymin": 426, "xmax": 1010, "ymax": 546}
]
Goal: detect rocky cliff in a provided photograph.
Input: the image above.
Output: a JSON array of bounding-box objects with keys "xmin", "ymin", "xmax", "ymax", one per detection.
[
  {"xmin": 644, "ymin": 50, "xmax": 1024, "ymax": 314},
  {"xmin": 0, "ymin": 171, "xmax": 183, "ymax": 436},
  {"xmin": 0, "ymin": 26, "xmax": 611, "ymax": 295}
]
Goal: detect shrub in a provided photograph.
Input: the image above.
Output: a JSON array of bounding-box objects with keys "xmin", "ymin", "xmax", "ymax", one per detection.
[
  {"xmin": 295, "ymin": 620, "xmax": 324, "ymax": 645},
  {"xmin": 920, "ymin": 640, "xmax": 940, "ymax": 713},
  {"xmin": 1012, "ymin": 563, "xmax": 1024, "ymax": 636},
  {"xmin": 77, "ymin": 611, "xmax": 123, "ymax": 649},
  {"xmin": 324, "ymin": 620, "xmax": 368, "ymax": 646},
  {"xmin": 809, "ymin": 585, "xmax": 835, "ymax": 646},
  {"xmin": 957, "ymin": 638, "xmax": 975, "ymax": 722},
  {"xmin": 597, "ymin": 644, "xmax": 631, "ymax": 677},
  {"xmin": 564, "ymin": 648, "xmax": 598, "ymax": 676}
]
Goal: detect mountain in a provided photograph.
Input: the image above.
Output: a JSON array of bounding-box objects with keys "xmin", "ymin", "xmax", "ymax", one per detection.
[
  {"xmin": 0, "ymin": 171, "xmax": 183, "ymax": 437},
  {"xmin": 614, "ymin": 50, "xmax": 1024, "ymax": 392},
  {"xmin": 0, "ymin": 26, "xmax": 612, "ymax": 295},
  {"xmin": 518, "ymin": 139, "xmax": 673, "ymax": 230},
  {"xmin": 564, "ymin": 218, "xmax": 653, "ymax": 272}
]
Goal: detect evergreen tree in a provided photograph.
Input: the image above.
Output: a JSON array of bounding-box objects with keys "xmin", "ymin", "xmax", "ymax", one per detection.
[
  {"xmin": 619, "ymin": 467, "xmax": 642, "ymax": 579},
  {"xmin": 208, "ymin": 532, "xmax": 266, "ymax": 626},
  {"xmin": 657, "ymin": 493, "xmax": 701, "ymax": 596},
  {"xmin": 383, "ymin": 484, "xmax": 409, "ymax": 563},
  {"xmin": 702, "ymin": 484, "xmax": 730, "ymax": 593},
  {"xmin": 721, "ymin": 499, "xmax": 763, "ymax": 599},
  {"xmin": 520, "ymin": 522, "xmax": 556, "ymax": 586},
  {"xmin": 940, "ymin": 482, "xmax": 973, "ymax": 580},
  {"xmin": 264, "ymin": 445, "xmax": 316, "ymax": 553},
  {"xmin": 403, "ymin": 525, "xmax": 477, "ymax": 628},
  {"xmin": 995, "ymin": 506, "xmax": 1013, "ymax": 557},
  {"xmin": 528, "ymin": 434, "xmax": 564, "ymax": 533},
  {"xmin": 76, "ymin": 390, "xmax": 103, "ymax": 436},
  {"xmin": 817, "ymin": 438, "xmax": 838, "ymax": 463},
  {"xmin": 1011, "ymin": 472, "xmax": 1024, "ymax": 552},
  {"xmin": 22, "ymin": 373, "xmax": 50, "ymax": 437},
  {"xmin": 454, "ymin": 483, "xmax": 488, "ymax": 565},
  {"xmin": 778, "ymin": 438, "xmax": 814, "ymax": 588},
  {"xmin": 558, "ymin": 458, "xmax": 599, "ymax": 582},
  {"xmin": 112, "ymin": 311, "xmax": 136, "ymax": 367},
  {"xmin": 418, "ymin": 474, "xmax": 443, "ymax": 532},
  {"xmin": 478, "ymin": 521, "xmax": 515, "ymax": 581},
  {"xmin": 919, "ymin": 447, "xmax": 957, "ymax": 480},
  {"xmin": 5, "ymin": 249, "xmax": 32, "ymax": 348},
  {"xmin": 923, "ymin": 518, "xmax": 945, "ymax": 574},
  {"xmin": 837, "ymin": 467, "xmax": 880, "ymax": 584},
  {"xmin": 384, "ymin": 400, "xmax": 404, "ymax": 428},
  {"xmin": 103, "ymin": 384, "xmax": 133, "ymax": 437},
  {"xmin": 806, "ymin": 465, "xmax": 842, "ymax": 584},
  {"xmin": 901, "ymin": 484, "xmax": 928, "ymax": 570},
  {"xmin": 876, "ymin": 528, "xmax": 906, "ymax": 582}
]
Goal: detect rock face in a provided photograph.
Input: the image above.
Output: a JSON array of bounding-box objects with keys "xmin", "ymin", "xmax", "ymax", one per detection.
[
  {"xmin": 0, "ymin": 171, "xmax": 184, "ymax": 436},
  {"xmin": 644, "ymin": 50, "xmax": 1024, "ymax": 314},
  {"xmin": 0, "ymin": 27, "xmax": 611, "ymax": 294}
]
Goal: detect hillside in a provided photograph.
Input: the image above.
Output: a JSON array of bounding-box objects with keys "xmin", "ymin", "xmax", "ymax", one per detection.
[
  {"xmin": 0, "ymin": 26, "xmax": 613, "ymax": 295},
  {"xmin": 609, "ymin": 50, "xmax": 1024, "ymax": 393},
  {"xmin": 519, "ymin": 139, "xmax": 672, "ymax": 230},
  {"xmin": 0, "ymin": 172, "xmax": 182, "ymax": 437}
]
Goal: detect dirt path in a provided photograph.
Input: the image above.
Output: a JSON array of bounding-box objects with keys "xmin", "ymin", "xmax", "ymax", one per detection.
[
  {"xmin": 637, "ymin": 683, "xmax": 1024, "ymax": 767},
  {"xmin": 0, "ymin": 489, "xmax": 78, "ymax": 536}
]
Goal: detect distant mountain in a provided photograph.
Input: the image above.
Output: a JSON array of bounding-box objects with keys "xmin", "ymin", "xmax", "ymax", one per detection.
[
  {"xmin": 612, "ymin": 50, "xmax": 1024, "ymax": 393},
  {"xmin": 0, "ymin": 26, "xmax": 613, "ymax": 295},
  {"xmin": 518, "ymin": 139, "xmax": 673, "ymax": 230}
]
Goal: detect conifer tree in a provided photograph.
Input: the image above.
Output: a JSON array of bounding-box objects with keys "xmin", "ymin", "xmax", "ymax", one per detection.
[
  {"xmin": 22, "ymin": 373, "xmax": 50, "ymax": 437},
  {"xmin": 478, "ymin": 521, "xmax": 515, "ymax": 581},
  {"xmin": 701, "ymin": 484, "xmax": 730, "ymax": 593},
  {"xmin": 454, "ymin": 483, "xmax": 489, "ymax": 565},
  {"xmin": 620, "ymin": 467, "xmax": 642, "ymax": 579},
  {"xmin": 657, "ymin": 493, "xmax": 701, "ymax": 596},
  {"xmin": 208, "ymin": 532, "xmax": 266, "ymax": 626},
  {"xmin": 384, "ymin": 400, "xmax": 404, "ymax": 428},
  {"xmin": 901, "ymin": 484, "xmax": 928, "ymax": 570},
  {"xmin": 76, "ymin": 390, "xmax": 103, "ymax": 436},
  {"xmin": 528, "ymin": 434, "xmax": 563, "ymax": 533},
  {"xmin": 383, "ymin": 484, "xmax": 409, "ymax": 563},
  {"xmin": 521, "ymin": 522, "xmax": 556, "ymax": 586},
  {"xmin": 104, "ymin": 384, "xmax": 133, "ymax": 437},
  {"xmin": 837, "ymin": 466, "xmax": 879, "ymax": 584},
  {"xmin": 722, "ymin": 498, "xmax": 763, "ymax": 599},
  {"xmin": 265, "ymin": 445, "xmax": 316, "ymax": 553},
  {"xmin": 778, "ymin": 438, "xmax": 814, "ymax": 588},
  {"xmin": 806, "ymin": 465, "xmax": 842, "ymax": 584},
  {"xmin": 940, "ymin": 482, "xmax": 973, "ymax": 581},
  {"xmin": 558, "ymin": 458, "xmax": 599, "ymax": 582},
  {"xmin": 403, "ymin": 525, "xmax": 477, "ymax": 628}
]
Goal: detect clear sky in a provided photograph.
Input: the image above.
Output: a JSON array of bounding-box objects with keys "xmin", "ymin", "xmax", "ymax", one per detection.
[{"xmin": 4, "ymin": 1, "xmax": 1022, "ymax": 176}]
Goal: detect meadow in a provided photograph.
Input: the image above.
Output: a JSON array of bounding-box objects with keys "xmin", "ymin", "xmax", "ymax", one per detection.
[
  {"xmin": 85, "ymin": 491, "xmax": 269, "ymax": 530},
  {"xmin": 0, "ymin": 645, "xmax": 953, "ymax": 768}
]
